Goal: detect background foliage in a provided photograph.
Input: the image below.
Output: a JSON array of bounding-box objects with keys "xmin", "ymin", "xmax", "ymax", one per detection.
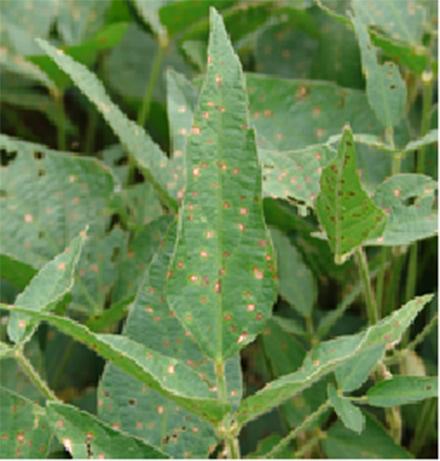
[{"xmin": 0, "ymin": 0, "xmax": 438, "ymax": 459}]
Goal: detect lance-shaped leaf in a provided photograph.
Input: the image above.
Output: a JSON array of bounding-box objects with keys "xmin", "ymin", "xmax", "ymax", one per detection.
[
  {"xmin": 100, "ymin": 221, "xmax": 241, "ymax": 457},
  {"xmin": 0, "ymin": 387, "xmax": 51, "ymax": 459},
  {"xmin": 36, "ymin": 39, "xmax": 177, "ymax": 211},
  {"xmin": 366, "ymin": 376, "xmax": 438, "ymax": 407},
  {"xmin": 328, "ymin": 384, "xmax": 364, "ymax": 434},
  {"xmin": 47, "ymin": 402, "xmax": 168, "ymax": 459},
  {"xmin": 316, "ymin": 125, "xmax": 386, "ymax": 263},
  {"xmin": 365, "ymin": 173, "xmax": 438, "ymax": 246},
  {"xmin": 167, "ymin": 8, "xmax": 277, "ymax": 361},
  {"xmin": 7, "ymin": 230, "xmax": 87, "ymax": 344},
  {"xmin": 2, "ymin": 306, "xmax": 229, "ymax": 424},
  {"xmin": 351, "ymin": 5, "xmax": 407, "ymax": 128},
  {"xmin": 235, "ymin": 294, "xmax": 433, "ymax": 428}
]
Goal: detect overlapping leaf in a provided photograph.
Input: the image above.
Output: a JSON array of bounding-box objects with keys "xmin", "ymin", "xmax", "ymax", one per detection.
[
  {"xmin": 37, "ymin": 39, "xmax": 177, "ymax": 211},
  {"xmin": 365, "ymin": 173, "xmax": 438, "ymax": 246},
  {"xmin": 316, "ymin": 126, "xmax": 386, "ymax": 262},
  {"xmin": 351, "ymin": 3, "xmax": 407, "ymax": 128},
  {"xmin": 100, "ymin": 221, "xmax": 241, "ymax": 458},
  {"xmin": 167, "ymin": 8, "xmax": 277, "ymax": 361},
  {"xmin": 7, "ymin": 230, "xmax": 86, "ymax": 344},
  {"xmin": 47, "ymin": 402, "xmax": 168, "ymax": 459},
  {"xmin": 2, "ymin": 305, "xmax": 230, "ymax": 425},
  {"xmin": 236, "ymin": 294, "xmax": 433, "ymax": 428}
]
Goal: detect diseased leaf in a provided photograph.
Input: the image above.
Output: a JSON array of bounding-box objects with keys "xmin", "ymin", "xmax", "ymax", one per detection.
[
  {"xmin": 99, "ymin": 221, "xmax": 239, "ymax": 457},
  {"xmin": 365, "ymin": 173, "xmax": 438, "ymax": 246},
  {"xmin": 7, "ymin": 230, "xmax": 86, "ymax": 344},
  {"xmin": 0, "ymin": 387, "xmax": 51, "ymax": 459},
  {"xmin": 2, "ymin": 306, "xmax": 229, "ymax": 425},
  {"xmin": 316, "ymin": 125, "xmax": 386, "ymax": 263},
  {"xmin": 236, "ymin": 294, "xmax": 433, "ymax": 428},
  {"xmin": 36, "ymin": 39, "xmax": 177, "ymax": 211},
  {"xmin": 167, "ymin": 8, "xmax": 277, "ymax": 361},
  {"xmin": 328, "ymin": 384, "xmax": 364, "ymax": 434},
  {"xmin": 366, "ymin": 376, "xmax": 438, "ymax": 407},
  {"xmin": 47, "ymin": 402, "xmax": 168, "ymax": 459},
  {"xmin": 351, "ymin": 5, "xmax": 407, "ymax": 128},
  {"xmin": 323, "ymin": 411, "xmax": 412, "ymax": 458}
]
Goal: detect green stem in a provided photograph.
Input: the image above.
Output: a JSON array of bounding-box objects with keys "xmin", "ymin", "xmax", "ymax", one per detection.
[
  {"xmin": 410, "ymin": 397, "xmax": 437, "ymax": 456},
  {"xmin": 216, "ymin": 361, "xmax": 240, "ymax": 459},
  {"xmin": 265, "ymin": 400, "xmax": 331, "ymax": 459},
  {"xmin": 127, "ymin": 32, "xmax": 168, "ymax": 187},
  {"xmin": 15, "ymin": 348, "xmax": 60, "ymax": 402},
  {"xmin": 383, "ymin": 249, "xmax": 405, "ymax": 317},
  {"xmin": 53, "ymin": 87, "xmax": 66, "ymax": 151},
  {"xmin": 356, "ymin": 247, "xmax": 378, "ymax": 324},
  {"xmin": 292, "ymin": 431, "xmax": 325, "ymax": 459},
  {"xmin": 375, "ymin": 247, "xmax": 389, "ymax": 318}
]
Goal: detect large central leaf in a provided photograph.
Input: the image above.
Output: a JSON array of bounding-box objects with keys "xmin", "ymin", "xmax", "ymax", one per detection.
[{"xmin": 166, "ymin": 8, "xmax": 277, "ymax": 362}]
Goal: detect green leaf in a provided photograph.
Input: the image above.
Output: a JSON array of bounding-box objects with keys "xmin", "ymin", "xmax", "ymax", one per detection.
[
  {"xmin": 2, "ymin": 306, "xmax": 229, "ymax": 425},
  {"xmin": 351, "ymin": 6, "xmax": 407, "ymax": 128},
  {"xmin": 36, "ymin": 39, "xmax": 177, "ymax": 212},
  {"xmin": 365, "ymin": 173, "xmax": 438, "ymax": 246},
  {"xmin": 167, "ymin": 8, "xmax": 277, "ymax": 361},
  {"xmin": 235, "ymin": 294, "xmax": 433, "ymax": 428},
  {"xmin": 165, "ymin": 69, "xmax": 198, "ymax": 200},
  {"xmin": 404, "ymin": 129, "xmax": 438, "ymax": 153},
  {"xmin": 260, "ymin": 145, "xmax": 336, "ymax": 209},
  {"xmin": 0, "ymin": 255, "xmax": 37, "ymax": 291},
  {"xmin": 47, "ymin": 402, "xmax": 168, "ymax": 459},
  {"xmin": 328, "ymin": 384, "xmax": 364, "ymax": 434},
  {"xmin": 7, "ymin": 230, "xmax": 86, "ymax": 344},
  {"xmin": 27, "ymin": 22, "xmax": 128, "ymax": 90},
  {"xmin": 0, "ymin": 387, "xmax": 51, "ymax": 459},
  {"xmin": 323, "ymin": 411, "xmax": 412, "ymax": 458},
  {"xmin": 270, "ymin": 228, "xmax": 316, "ymax": 318},
  {"xmin": 366, "ymin": 376, "xmax": 438, "ymax": 407},
  {"xmin": 316, "ymin": 125, "xmax": 386, "ymax": 263},
  {"xmin": 334, "ymin": 344, "xmax": 385, "ymax": 393},
  {"xmin": 99, "ymin": 221, "xmax": 239, "ymax": 457},
  {"xmin": 370, "ymin": 30, "xmax": 427, "ymax": 75},
  {"xmin": 351, "ymin": 0, "xmax": 426, "ymax": 46}
]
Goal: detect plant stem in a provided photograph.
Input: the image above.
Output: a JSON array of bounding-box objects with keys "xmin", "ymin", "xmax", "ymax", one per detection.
[
  {"xmin": 383, "ymin": 249, "xmax": 405, "ymax": 317},
  {"xmin": 53, "ymin": 87, "xmax": 66, "ymax": 151},
  {"xmin": 375, "ymin": 247, "xmax": 389, "ymax": 318},
  {"xmin": 264, "ymin": 400, "xmax": 331, "ymax": 459},
  {"xmin": 356, "ymin": 247, "xmax": 378, "ymax": 324},
  {"xmin": 292, "ymin": 430, "xmax": 325, "ymax": 459},
  {"xmin": 410, "ymin": 397, "xmax": 437, "ymax": 456},
  {"xmin": 15, "ymin": 348, "xmax": 60, "ymax": 402},
  {"xmin": 215, "ymin": 361, "xmax": 240, "ymax": 459}
]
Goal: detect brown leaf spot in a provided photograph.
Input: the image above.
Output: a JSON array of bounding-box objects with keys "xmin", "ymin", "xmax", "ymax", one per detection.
[
  {"xmin": 224, "ymin": 314, "xmax": 232, "ymax": 321},
  {"xmin": 256, "ymin": 313, "xmax": 263, "ymax": 320},
  {"xmin": 146, "ymin": 307, "xmax": 154, "ymax": 313},
  {"xmin": 214, "ymin": 280, "xmax": 222, "ymax": 293},
  {"xmin": 189, "ymin": 275, "xmax": 199, "ymax": 283},
  {"xmin": 237, "ymin": 332, "xmax": 248, "ymax": 344},
  {"xmin": 157, "ymin": 406, "xmax": 164, "ymax": 415},
  {"xmin": 206, "ymin": 231, "xmax": 214, "ymax": 239},
  {"xmin": 191, "ymin": 126, "xmax": 201, "ymax": 135},
  {"xmin": 393, "ymin": 189, "xmax": 401, "ymax": 197},
  {"xmin": 253, "ymin": 267, "xmax": 263, "ymax": 279},
  {"xmin": 24, "ymin": 214, "xmax": 33, "ymax": 223},
  {"xmin": 168, "ymin": 365, "xmax": 175, "ymax": 374},
  {"xmin": 238, "ymin": 223, "xmax": 246, "ymax": 232},
  {"xmin": 202, "ymin": 112, "xmax": 210, "ymax": 119},
  {"xmin": 257, "ymin": 239, "xmax": 267, "ymax": 247},
  {"xmin": 215, "ymin": 75, "xmax": 222, "ymax": 88},
  {"xmin": 239, "ymin": 207, "xmax": 249, "ymax": 215},
  {"xmin": 246, "ymin": 304, "xmax": 256, "ymax": 312},
  {"xmin": 223, "ymin": 201, "xmax": 231, "ymax": 209},
  {"xmin": 201, "ymin": 296, "xmax": 207, "ymax": 303},
  {"xmin": 193, "ymin": 167, "xmax": 200, "ymax": 177}
]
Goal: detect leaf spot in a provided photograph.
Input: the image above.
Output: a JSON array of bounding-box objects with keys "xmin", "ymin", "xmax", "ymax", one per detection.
[
  {"xmin": 215, "ymin": 75, "xmax": 222, "ymax": 89},
  {"xmin": 168, "ymin": 365, "xmax": 175, "ymax": 374},
  {"xmin": 192, "ymin": 167, "xmax": 200, "ymax": 177},
  {"xmin": 157, "ymin": 406, "xmax": 164, "ymax": 415},
  {"xmin": 178, "ymin": 106, "xmax": 186, "ymax": 113},
  {"xmin": 237, "ymin": 332, "xmax": 248, "ymax": 344},
  {"xmin": 189, "ymin": 275, "xmax": 199, "ymax": 283},
  {"xmin": 191, "ymin": 126, "xmax": 201, "ymax": 135},
  {"xmin": 253, "ymin": 267, "xmax": 264, "ymax": 279},
  {"xmin": 224, "ymin": 314, "xmax": 232, "ymax": 321},
  {"xmin": 238, "ymin": 223, "xmax": 246, "ymax": 232},
  {"xmin": 18, "ymin": 319, "xmax": 26, "ymax": 328},
  {"xmin": 393, "ymin": 189, "xmax": 401, "ymax": 197},
  {"xmin": 246, "ymin": 304, "xmax": 256, "ymax": 312},
  {"xmin": 206, "ymin": 231, "xmax": 214, "ymax": 239},
  {"xmin": 239, "ymin": 207, "xmax": 248, "ymax": 215},
  {"xmin": 57, "ymin": 263, "xmax": 66, "ymax": 270},
  {"xmin": 202, "ymin": 112, "xmax": 210, "ymax": 119},
  {"xmin": 24, "ymin": 214, "xmax": 33, "ymax": 223},
  {"xmin": 200, "ymin": 250, "xmax": 208, "ymax": 258},
  {"xmin": 111, "ymin": 423, "xmax": 120, "ymax": 430}
]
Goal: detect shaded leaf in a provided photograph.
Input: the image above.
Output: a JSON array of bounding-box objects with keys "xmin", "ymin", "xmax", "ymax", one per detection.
[
  {"xmin": 323, "ymin": 411, "xmax": 412, "ymax": 458},
  {"xmin": 270, "ymin": 228, "xmax": 316, "ymax": 317},
  {"xmin": 366, "ymin": 376, "xmax": 438, "ymax": 407},
  {"xmin": 167, "ymin": 8, "xmax": 277, "ymax": 361}
]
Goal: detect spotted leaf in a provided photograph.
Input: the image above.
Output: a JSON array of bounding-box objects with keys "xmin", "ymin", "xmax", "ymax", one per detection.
[
  {"xmin": 166, "ymin": 8, "xmax": 277, "ymax": 361},
  {"xmin": 316, "ymin": 125, "xmax": 386, "ymax": 263}
]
